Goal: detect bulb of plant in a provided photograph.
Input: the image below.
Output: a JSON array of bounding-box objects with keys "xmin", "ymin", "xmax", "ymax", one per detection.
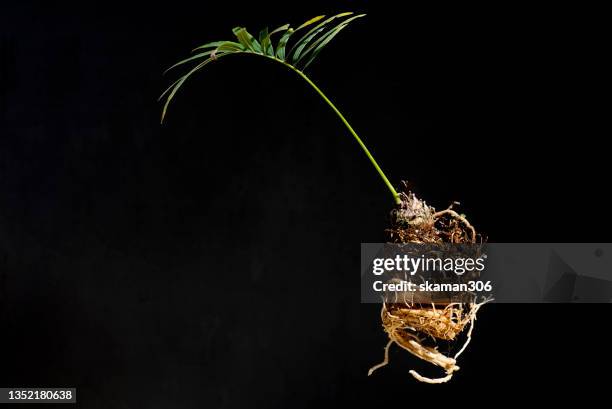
[{"xmin": 159, "ymin": 12, "xmax": 486, "ymax": 384}]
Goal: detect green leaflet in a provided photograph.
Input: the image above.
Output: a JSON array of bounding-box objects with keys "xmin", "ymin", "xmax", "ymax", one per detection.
[
  {"xmin": 259, "ymin": 27, "xmax": 274, "ymax": 56},
  {"xmin": 275, "ymin": 15, "xmax": 330, "ymax": 61},
  {"xmin": 300, "ymin": 26, "xmax": 348, "ymax": 71},
  {"xmin": 290, "ymin": 26, "xmax": 326, "ymax": 63},
  {"xmin": 163, "ymin": 50, "xmax": 215, "ymax": 74},
  {"xmin": 216, "ymin": 41, "xmax": 245, "ymax": 53},
  {"xmin": 269, "ymin": 24, "xmax": 290, "ymax": 36},
  {"xmin": 160, "ymin": 55, "xmax": 226, "ymax": 123},
  {"xmin": 295, "ymin": 15, "xmax": 325, "ymax": 31},
  {"xmin": 191, "ymin": 41, "xmax": 227, "ymax": 53},
  {"xmin": 289, "ymin": 12, "xmax": 354, "ymax": 63},
  {"xmin": 260, "ymin": 24, "xmax": 290, "ymax": 57},
  {"xmin": 158, "ymin": 76, "xmax": 183, "ymax": 102},
  {"xmin": 275, "ymin": 28, "xmax": 294, "ymax": 60},
  {"xmin": 232, "ymin": 27, "xmax": 262, "ymax": 53}
]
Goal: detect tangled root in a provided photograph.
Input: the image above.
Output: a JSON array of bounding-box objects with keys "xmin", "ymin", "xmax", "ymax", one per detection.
[
  {"xmin": 369, "ymin": 182, "xmax": 488, "ymax": 383},
  {"xmin": 369, "ymin": 299, "xmax": 488, "ymax": 383}
]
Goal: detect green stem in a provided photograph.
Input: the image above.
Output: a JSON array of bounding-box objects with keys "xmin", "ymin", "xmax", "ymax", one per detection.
[{"xmin": 269, "ymin": 57, "xmax": 400, "ymax": 205}]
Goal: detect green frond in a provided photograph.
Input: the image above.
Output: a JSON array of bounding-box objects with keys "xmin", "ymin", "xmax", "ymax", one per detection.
[
  {"xmin": 159, "ymin": 12, "xmax": 401, "ymax": 204},
  {"xmin": 160, "ymin": 12, "xmax": 365, "ymax": 122}
]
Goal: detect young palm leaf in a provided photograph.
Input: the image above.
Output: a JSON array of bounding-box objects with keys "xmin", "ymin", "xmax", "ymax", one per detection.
[{"xmin": 160, "ymin": 12, "xmax": 401, "ymax": 204}]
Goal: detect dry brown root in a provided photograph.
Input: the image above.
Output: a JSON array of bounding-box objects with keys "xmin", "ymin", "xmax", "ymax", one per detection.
[
  {"xmin": 369, "ymin": 182, "xmax": 487, "ymax": 383},
  {"xmin": 369, "ymin": 299, "xmax": 488, "ymax": 383}
]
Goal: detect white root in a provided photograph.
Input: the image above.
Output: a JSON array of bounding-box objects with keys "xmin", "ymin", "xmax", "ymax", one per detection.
[
  {"xmin": 367, "ymin": 340, "xmax": 393, "ymax": 376},
  {"xmin": 409, "ymin": 370, "xmax": 454, "ymax": 384}
]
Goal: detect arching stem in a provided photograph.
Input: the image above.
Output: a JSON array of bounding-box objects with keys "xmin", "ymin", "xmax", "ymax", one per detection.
[{"xmin": 266, "ymin": 56, "xmax": 401, "ymax": 204}]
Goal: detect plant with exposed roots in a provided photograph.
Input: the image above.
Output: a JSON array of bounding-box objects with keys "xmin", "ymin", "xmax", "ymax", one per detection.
[
  {"xmin": 159, "ymin": 12, "xmax": 486, "ymax": 383},
  {"xmin": 367, "ymin": 183, "xmax": 489, "ymax": 383}
]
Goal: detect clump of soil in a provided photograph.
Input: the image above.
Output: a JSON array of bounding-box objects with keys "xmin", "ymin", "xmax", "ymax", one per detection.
[
  {"xmin": 368, "ymin": 182, "xmax": 487, "ymax": 384},
  {"xmin": 387, "ymin": 185, "xmax": 476, "ymax": 244}
]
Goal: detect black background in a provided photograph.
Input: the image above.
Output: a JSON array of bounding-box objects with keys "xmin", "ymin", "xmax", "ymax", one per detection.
[{"xmin": 1, "ymin": 1, "xmax": 609, "ymax": 407}]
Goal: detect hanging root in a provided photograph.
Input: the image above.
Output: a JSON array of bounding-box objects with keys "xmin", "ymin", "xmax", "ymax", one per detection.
[
  {"xmin": 367, "ymin": 340, "xmax": 393, "ymax": 376},
  {"xmin": 369, "ymin": 182, "xmax": 488, "ymax": 383}
]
